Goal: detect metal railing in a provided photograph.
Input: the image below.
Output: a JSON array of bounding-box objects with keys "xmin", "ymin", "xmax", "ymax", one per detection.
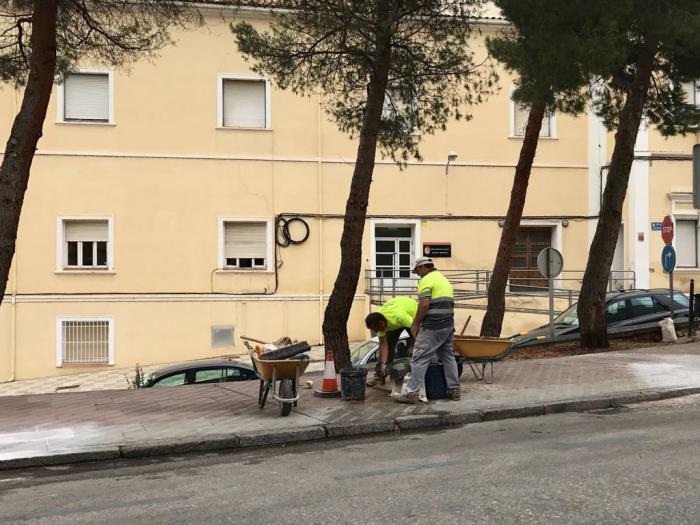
[{"xmin": 365, "ymin": 268, "xmax": 636, "ymax": 315}]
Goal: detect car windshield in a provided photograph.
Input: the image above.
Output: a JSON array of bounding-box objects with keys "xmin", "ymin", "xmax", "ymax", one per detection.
[
  {"xmin": 350, "ymin": 340, "xmax": 378, "ymax": 364},
  {"xmin": 552, "ymin": 304, "xmax": 579, "ymax": 326}
]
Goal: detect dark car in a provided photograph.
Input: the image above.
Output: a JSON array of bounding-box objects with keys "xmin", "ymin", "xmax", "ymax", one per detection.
[
  {"xmin": 514, "ymin": 289, "xmax": 690, "ymax": 341},
  {"xmin": 143, "ymin": 358, "xmax": 256, "ymax": 387}
]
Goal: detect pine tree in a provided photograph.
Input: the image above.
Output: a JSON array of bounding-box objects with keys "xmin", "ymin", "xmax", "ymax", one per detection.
[{"xmin": 233, "ymin": 0, "xmax": 496, "ymax": 368}]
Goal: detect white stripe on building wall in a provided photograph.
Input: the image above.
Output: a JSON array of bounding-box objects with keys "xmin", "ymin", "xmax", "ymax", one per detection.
[
  {"xmin": 629, "ymin": 120, "xmax": 650, "ymax": 289},
  {"xmin": 0, "ymin": 149, "xmax": 589, "ymax": 170},
  {"xmin": 7, "ymin": 294, "xmax": 368, "ymax": 304}
]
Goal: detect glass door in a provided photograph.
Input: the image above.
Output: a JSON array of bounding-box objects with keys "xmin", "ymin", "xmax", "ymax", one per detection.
[{"xmin": 375, "ymin": 226, "xmax": 414, "ymax": 294}]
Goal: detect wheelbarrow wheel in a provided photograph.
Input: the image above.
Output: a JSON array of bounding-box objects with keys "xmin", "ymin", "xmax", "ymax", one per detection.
[{"xmin": 279, "ymin": 379, "xmax": 293, "ymax": 417}]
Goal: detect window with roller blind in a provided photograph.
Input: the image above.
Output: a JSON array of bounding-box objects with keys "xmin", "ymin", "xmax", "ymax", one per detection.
[
  {"xmin": 59, "ymin": 72, "xmax": 112, "ymax": 123},
  {"xmin": 675, "ymin": 219, "xmax": 698, "ymax": 268},
  {"xmin": 220, "ymin": 219, "xmax": 271, "ymax": 270},
  {"xmin": 218, "ymin": 76, "xmax": 270, "ymax": 129},
  {"xmin": 59, "ymin": 218, "xmax": 112, "ymax": 270},
  {"xmin": 511, "ymin": 99, "xmax": 554, "ymax": 138}
]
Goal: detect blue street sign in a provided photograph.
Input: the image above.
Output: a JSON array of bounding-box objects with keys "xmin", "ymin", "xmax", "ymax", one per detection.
[{"xmin": 662, "ymin": 244, "xmax": 676, "ymax": 273}]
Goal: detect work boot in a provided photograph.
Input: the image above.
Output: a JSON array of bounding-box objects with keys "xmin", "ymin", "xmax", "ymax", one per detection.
[
  {"xmin": 446, "ymin": 388, "xmax": 461, "ymax": 401},
  {"xmin": 394, "ymin": 391, "xmax": 419, "ymax": 404}
]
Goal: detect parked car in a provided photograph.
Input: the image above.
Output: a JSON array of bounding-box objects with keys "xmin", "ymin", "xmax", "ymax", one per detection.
[
  {"xmin": 513, "ymin": 289, "xmax": 690, "ymax": 341},
  {"xmin": 143, "ymin": 358, "xmax": 256, "ymax": 387},
  {"xmin": 350, "ymin": 330, "xmax": 463, "ymax": 377}
]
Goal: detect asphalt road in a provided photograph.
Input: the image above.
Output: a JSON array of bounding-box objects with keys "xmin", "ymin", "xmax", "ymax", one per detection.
[{"xmin": 2, "ymin": 396, "xmax": 700, "ymax": 525}]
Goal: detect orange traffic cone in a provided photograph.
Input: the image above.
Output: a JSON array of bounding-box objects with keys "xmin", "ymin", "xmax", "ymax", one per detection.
[{"xmin": 314, "ymin": 350, "xmax": 341, "ymax": 398}]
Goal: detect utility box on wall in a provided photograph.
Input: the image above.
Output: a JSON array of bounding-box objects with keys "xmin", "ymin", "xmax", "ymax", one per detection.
[{"xmin": 211, "ymin": 326, "xmax": 235, "ymax": 348}]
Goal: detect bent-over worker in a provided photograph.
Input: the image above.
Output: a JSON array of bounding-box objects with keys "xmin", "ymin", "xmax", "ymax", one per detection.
[{"xmin": 364, "ymin": 296, "xmax": 417, "ymax": 384}]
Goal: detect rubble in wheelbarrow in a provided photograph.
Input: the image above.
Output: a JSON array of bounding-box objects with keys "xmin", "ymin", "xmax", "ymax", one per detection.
[{"xmin": 259, "ymin": 339, "xmax": 311, "ymax": 361}]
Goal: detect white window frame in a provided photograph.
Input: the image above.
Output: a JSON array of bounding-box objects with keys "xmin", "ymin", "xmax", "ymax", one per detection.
[
  {"xmin": 218, "ymin": 217, "xmax": 274, "ymax": 272},
  {"xmin": 509, "ymin": 89, "xmax": 556, "ymax": 139},
  {"xmin": 56, "ymin": 216, "xmax": 114, "ymax": 272},
  {"xmin": 669, "ymin": 192, "xmax": 700, "ymax": 269},
  {"xmin": 56, "ymin": 69, "xmax": 115, "ymax": 125},
  {"xmin": 369, "ymin": 218, "xmax": 422, "ymax": 273},
  {"xmin": 55, "ymin": 316, "xmax": 115, "ymax": 367},
  {"xmin": 217, "ymin": 74, "xmax": 272, "ymax": 130}
]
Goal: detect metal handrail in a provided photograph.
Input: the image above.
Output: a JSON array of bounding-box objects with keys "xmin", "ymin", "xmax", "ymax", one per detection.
[{"xmin": 365, "ymin": 268, "xmax": 637, "ymax": 315}]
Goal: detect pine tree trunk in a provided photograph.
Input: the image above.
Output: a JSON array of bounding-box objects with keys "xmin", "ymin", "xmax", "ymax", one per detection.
[
  {"xmin": 481, "ymin": 100, "xmax": 546, "ymax": 337},
  {"xmin": 578, "ymin": 48, "xmax": 655, "ymax": 349},
  {"xmin": 322, "ymin": 1, "xmax": 392, "ymax": 371},
  {"xmin": 0, "ymin": 1, "xmax": 58, "ymax": 307}
]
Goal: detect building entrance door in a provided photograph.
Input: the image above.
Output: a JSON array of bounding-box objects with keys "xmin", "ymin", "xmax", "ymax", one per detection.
[
  {"xmin": 375, "ymin": 226, "xmax": 414, "ymax": 294},
  {"xmin": 509, "ymin": 227, "xmax": 552, "ymax": 292}
]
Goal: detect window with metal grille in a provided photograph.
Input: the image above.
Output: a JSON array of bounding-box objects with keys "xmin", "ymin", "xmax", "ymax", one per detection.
[
  {"xmin": 58, "ymin": 319, "xmax": 113, "ymax": 366},
  {"xmin": 63, "ymin": 72, "xmax": 110, "ymax": 122},
  {"xmin": 221, "ymin": 78, "xmax": 267, "ymax": 128},
  {"xmin": 223, "ymin": 221, "xmax": 268, "ymax": 269},
  {"xmin": 62, "ymin": 219, "xmax": 110, "ymax": 269},
  {"xmin": 512, "ymin": 101, "xmax": 553, "ymax": 138}
]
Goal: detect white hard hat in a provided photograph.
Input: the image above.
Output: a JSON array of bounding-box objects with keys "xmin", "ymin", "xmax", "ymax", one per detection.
[{"xmin": 412, "ymin": 257, "xmax": 434, "ymax": 271}]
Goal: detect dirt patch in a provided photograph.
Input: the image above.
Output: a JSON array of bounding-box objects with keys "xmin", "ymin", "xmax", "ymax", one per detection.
[{"xmin": 506, "ymin": 333, "xmax": 675, "ymax": 360}]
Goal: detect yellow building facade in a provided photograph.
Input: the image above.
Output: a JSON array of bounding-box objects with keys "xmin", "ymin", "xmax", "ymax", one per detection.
[{"xmin": 1, "ymin": 5, "xmax": 699, "ymax": 381}]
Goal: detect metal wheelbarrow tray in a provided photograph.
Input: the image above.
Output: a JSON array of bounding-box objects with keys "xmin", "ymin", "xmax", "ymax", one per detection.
[
  {"xmin": 453, "ymin": 335, "xmax": 540, "ymax": 383},
  {"xmin": 250, "ymin": 348, "xmax": 310, "ymax": 417}
]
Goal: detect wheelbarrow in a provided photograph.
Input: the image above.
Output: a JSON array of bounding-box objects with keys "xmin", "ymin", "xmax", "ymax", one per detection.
[
  {"xmin": 453, "ymin": 332, "xmax": 543, "ymax": 384},
  {"xmin": 245, "ymin": 341, "xmax": 310, "ymax": 417}
]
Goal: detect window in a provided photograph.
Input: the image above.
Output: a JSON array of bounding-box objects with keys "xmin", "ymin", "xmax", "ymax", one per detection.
[
  {"xmin": 675, "ymin": 219, "xmax": 698, "ymax": 267},
  {"xmin": 56, "ymin": 317, "xmax": 114, "ymax": 366},
  {"xmin": 605, "ymin": 299, "xmax": 629, "ymax": 323},
  {"xmin": 60, "ymin": 72, "xmax": 112, "ymax": 123},
  {"xmin": 219, "ymin": 77, "xmax": 270, "ymax": 128},
  {"xmin": 153, "ymin": 373, "xmax": 187, "ymax": 387},
  {"xmin": 193, "ymin": 368, "xmax": 242, "ymax": 384},
  {"xmin": 682, "ymin": 80, "xmax": 700, "ymax": 106},
  {"xmin": 512, "ymin": 101, "xmax": 554, "ymax": 138},
  {"xmin": 60, "ymin": 219, "xmax": 111, "ymax": 270},
  {"xmin": 221, "ymin": 220, "xmax": 270, "ymax": 270},
  {"xmin": 628, "ymin": 296, "xmax": 657, "ymax": 318}
]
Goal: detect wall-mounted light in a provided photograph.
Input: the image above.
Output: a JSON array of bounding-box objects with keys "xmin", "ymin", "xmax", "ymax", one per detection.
[
  {"xmin": 561, "ymin": 219, "xmax": 569, "ymax": 228},
  {"xmin": 445, "ymin": 151, "xmax": 458, "ymax": 175},
  {"xmin": 498, "ymin": 218, "xmax": 506, "ymax": 228}
]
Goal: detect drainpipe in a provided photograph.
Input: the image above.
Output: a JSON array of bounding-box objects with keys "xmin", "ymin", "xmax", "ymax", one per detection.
[{"xmin": 317, "ymin": 93, "xmax": 325, "ymax": 345}]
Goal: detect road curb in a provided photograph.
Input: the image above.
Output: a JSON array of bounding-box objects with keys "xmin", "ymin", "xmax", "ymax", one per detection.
[{"xmin": 2, "ymin": 385, "xmax": 700, "ymax": 471}]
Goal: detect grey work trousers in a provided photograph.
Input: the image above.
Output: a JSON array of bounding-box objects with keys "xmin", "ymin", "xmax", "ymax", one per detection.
[{"xmin": 406, "ymin": 324, "xmax": 460, "ymax": 394}]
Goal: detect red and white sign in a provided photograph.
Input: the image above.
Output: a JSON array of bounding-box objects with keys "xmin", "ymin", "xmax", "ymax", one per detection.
[{"xmin": 661, "ymin": 215, "xmax": 674, "ymax": 245}]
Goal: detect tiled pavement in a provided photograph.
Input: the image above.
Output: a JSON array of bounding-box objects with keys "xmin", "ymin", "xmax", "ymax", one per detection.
[{"xmin": 3, "ymin": 342, "xmax": 700, "ymax": 468}]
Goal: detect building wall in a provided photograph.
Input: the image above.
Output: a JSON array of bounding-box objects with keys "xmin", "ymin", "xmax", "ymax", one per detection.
[{"xmin": 7, "ymin": 8, "xmax": 698, "ymax": 380}]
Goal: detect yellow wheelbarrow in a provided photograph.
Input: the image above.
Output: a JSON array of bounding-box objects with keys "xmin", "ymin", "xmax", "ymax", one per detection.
[
  {"xmin": 246, "ymin": 344, "xmax": 310, "ymax": 417},
  {"xmin": 453, "ymin": 334, "xmax": 543, "ymax": 383}
]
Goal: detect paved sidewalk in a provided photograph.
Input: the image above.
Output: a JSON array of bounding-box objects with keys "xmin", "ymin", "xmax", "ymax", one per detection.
[
  {"xmin": 0, "ymin": 346, "xmax": 327, "ymax": 396},
  {"xmin": 3, "ymin": 343, "xmax": 700, "ymax": 470}
]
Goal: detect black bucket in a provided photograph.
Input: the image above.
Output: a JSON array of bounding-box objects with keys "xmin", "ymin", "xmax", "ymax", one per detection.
[{"xmin": 340, "ymin": 367, "xmax": 368, "ymax": 401}]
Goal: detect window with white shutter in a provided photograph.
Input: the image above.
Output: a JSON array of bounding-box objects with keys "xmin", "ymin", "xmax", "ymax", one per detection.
[
  {"xmin": 223, "ymin": 221, "xmax": 268, "ymax": 269},
  {"xmin": 61, "ymin": 219, "xmax": 111, "ymax": 269},
  {"xmin": 221, "ymin": 79, "xmax": 267, "ymax": 128},
  {"xmin": 512, "ymin": 101, "xmax": 553, "ymax": 138},
  {"xmin": 682, "ymin": 80, "xmax": 700, "ymax": 106},
  {"xmin": 676, "ymin": 219, "xmax": 698, "ymax": 267},
  {"xmin": 63, "ymin": 73, "xmax": 111, "ymax": 122}
]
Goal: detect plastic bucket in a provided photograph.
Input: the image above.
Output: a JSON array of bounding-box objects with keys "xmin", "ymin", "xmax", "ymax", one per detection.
[{"xmin": 340, "ymin": 367, "xmax": 368, "ymax": 401}]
